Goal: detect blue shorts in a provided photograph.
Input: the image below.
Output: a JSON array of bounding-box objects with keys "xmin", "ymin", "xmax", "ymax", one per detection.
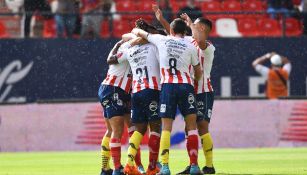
[
  {"xmin": 196, "ymin": 92, "xmax": 214, "ymax": 122},
  {"xmin": 98, "ymin": 84, "xmax": 131, "ymax": 119},
  {"xmin": 131, "ymin": 89, "xmax": 160, "ymax": 124},
  {"xmin": 159, "ymin": 83, "xmax": 197, "ymax": 119}
]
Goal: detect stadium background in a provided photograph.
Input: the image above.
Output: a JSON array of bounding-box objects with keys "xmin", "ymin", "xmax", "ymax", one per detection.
[{"xmin": 0, "ymin": 0, "xmax": 307, "ymax": 174}]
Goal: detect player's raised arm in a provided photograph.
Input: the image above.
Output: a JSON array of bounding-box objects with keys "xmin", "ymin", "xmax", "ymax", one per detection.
[
  {"xmin": 122, "ymin": 33, "xmax": 137, "ymax": 42},
  {"xmin": 107, "ymin": 40, "xmax": 125, "ymax": 64},
  {"xmin": 152, "ymin": 4, "xmax": 170, "ymax": 34},
  {"xmin": 181, "ymin": 13, "xmax": 200, "ymax": 42},
  {"xmin": 252, "ymin": 52, "xmax": 273, "ymax": 68}
]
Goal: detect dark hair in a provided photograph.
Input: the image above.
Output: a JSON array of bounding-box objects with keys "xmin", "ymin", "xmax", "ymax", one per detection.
[
  {"xmin": 196, "ymin": 17, "xmax": 213, "ymax": 30},
  {"xmin": 170, "ymin": 18, "xmax": 187, "ymax": 35},
  {"xmin": 157, "ymin": 29, "xmax": 167, "ymax": 36},
  {"xmin": 135, "ymin": 18, "xmax": 157, "ymax": 33}
]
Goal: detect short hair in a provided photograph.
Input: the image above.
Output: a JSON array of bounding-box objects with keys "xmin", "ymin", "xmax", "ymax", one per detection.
[
  {"xmin": 196, "ymin": 17, "xmax": 213, "ymax": 30},
  {"xmin": 170, "ymin": 18, "xmax": 187, "ymax": 35}
]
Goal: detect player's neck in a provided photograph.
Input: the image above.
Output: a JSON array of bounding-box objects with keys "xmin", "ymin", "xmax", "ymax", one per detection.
[
  {"xmin": 198, "ymin": 40, "xmax": 207, "ymax": 50},
  {"xmin": 173, "ymin": 34, "xmax": 184, "ymax": 38}
]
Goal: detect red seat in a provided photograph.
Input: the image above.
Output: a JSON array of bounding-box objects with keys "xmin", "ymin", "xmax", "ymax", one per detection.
[
  {"xmin": 201, "ymin": 1, "xmax": 222, "ymax": 20},
  {"xmin": 242, "ymin": 0, "xmax": 265, "ymax": 19},
  {"xmin": 112, "ymin": 20, "xmax": 132, "ymax": 38},
  {"xmin": 138, "ymin": 1, "xmax": 154, "ymax": 21},
  {"xmin": 100, "ymin": 20, "xmax": 111, "ymax": 38},
  {"xmin": 116, "ymin": 1, "xmax": 135, "ymax": 11},
  {"xmin": 222, "ymin": 0, "xmax": 243, "ymax": 19},
  {"xmin": 285, "ymin": 18, "xmax": 303, "ymax": 36},
  {"xmin": 258, "ymin": 18, "xmax": 282, "ymax": 37},
  {"xmin": 238, "ymin": 18, "xmax": 259, "ymax": 37},
  {"xmin": 43, "ymin": 19, "xmax": 56, "ymax": 38},
  {"xmin": 170, "ymin": 0, "xmax": 186, "ymax": 14},
  {"xmin": 0, "ymin": 21, "xmax": 8, "ymax": 38}
]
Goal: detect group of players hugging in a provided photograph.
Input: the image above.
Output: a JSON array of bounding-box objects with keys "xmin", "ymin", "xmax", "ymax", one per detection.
[{"xmin": 98, "ymin": 5, "xmax": 216, "ymax": 175}]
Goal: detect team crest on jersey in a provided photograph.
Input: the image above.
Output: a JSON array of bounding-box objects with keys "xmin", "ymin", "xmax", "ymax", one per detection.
[
  {"xmin": 160, "ymin": 104, "xmax": 166, "ymax": 113},
  {"xmin": 188, "ymin": 93, "xmax": 195, "ymax": 109}
]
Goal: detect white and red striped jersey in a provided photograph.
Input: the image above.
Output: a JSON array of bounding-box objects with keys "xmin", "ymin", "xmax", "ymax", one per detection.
[
  {"xmin": 102, "ymin": 42, "xmax": 132, "ymax": 93},
  {"xmin": 185, "ymin": 36, "xmax": 215, "ymax": 94},
  {"xmin": 147, "ymin": 34, "xmax": 199, "ymax": 85},
  {"xmin": 117, "ymin": 43, "xmax": 160, "ymax": 93}
]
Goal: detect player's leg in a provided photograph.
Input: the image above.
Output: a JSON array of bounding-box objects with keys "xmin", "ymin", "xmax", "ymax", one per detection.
[
  {"xmin": 146, "ymin": 90, "xmax": 161, "ymax": 175},
  {"xmin": 103, "ymin": 86, "xmax": 130, "ymax": 175},
  {"xmin": 158, "ymin": 84, "xmax": 177, "ymax": 175},
  {"xmin": 100, "ymin": 118, "xmax": 113, "ymax": 175},
  {"xmin": 147, "ymin": 120, "xmax": 161, "ymax": 175},
  {"xmin": 109, "ymin": 116, "xmax": 125, "ymax": 175},
  {"xmin": 197, "ymin": 92, "xmax": 215, "ymax": 174},
  {"xmin": 124, "ymin": 115, "xmax": 144, "ymax": 173},
  {"xmin": 98, "ymin": 85, "xmax": 113, "ymax": 175},
  {"xmin": 178, "ymin": 84, "xmax": 201, "ymax": 175}
]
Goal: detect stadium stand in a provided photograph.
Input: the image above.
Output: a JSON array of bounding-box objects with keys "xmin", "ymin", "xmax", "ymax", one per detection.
[{"xmin": 0, "ymin": 0, "xmax": 304, "ymax": 38}]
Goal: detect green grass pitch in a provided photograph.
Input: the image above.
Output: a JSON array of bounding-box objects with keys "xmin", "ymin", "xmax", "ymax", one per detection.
[{"xmin": 1, "ymin": 148, "xmax": 307, "ymax": 175}]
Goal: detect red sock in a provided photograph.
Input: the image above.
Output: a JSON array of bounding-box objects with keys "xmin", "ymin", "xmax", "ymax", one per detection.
[
  {"xmin": 128, "ymin": 127, "xmax": 142, "ymax": 167},
  {"xmin": 187, "ymin": 130, "xmax": 198, "ymax": 165},
  {"xmin": 148, "ymin": 132, "xmax": 161, "ymax": 170},
  {"xmin": 110, "ymin": 138, "xmax": 121, "ymax": 169}
]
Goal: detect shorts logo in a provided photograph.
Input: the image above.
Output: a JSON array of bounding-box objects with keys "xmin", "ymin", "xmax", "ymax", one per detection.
[
  {"xmin": 188, "ymin": 93, "xmax": 195, "ymax": 109},
  {"xmin": 117, "ymin": 99, "xmax": 123, "ymax": 106},
  {"xmin": 149, "ymin": 101, "xmax": 158, "ymax": 116},
  {"xmin": 102, "ymin": 99, "xmax": 110, "ymax": 108},
  {"xmin": 160, "ymin": 104, "xmax": 166, "ymax": 113},
  {"xmin": 197, "ymin": 101, "xmax": 204, "ymax": 110},
  {"xmin": 208, "ymin": 109, "xmax": 212, "ymax": 119},
  {"xmin": 113, "ymin": 93, "xmax": 119, "ymax": 100}
]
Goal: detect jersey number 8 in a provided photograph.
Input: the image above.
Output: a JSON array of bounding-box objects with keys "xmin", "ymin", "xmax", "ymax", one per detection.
[{"xmin": 169, "ymin": 58, "xmax": 178, "ymax": 75}]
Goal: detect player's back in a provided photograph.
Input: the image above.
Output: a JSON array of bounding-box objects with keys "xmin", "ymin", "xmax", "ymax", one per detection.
[
  {"xmin": 186, "ymin": 36, "xmax": 215, "ymax": 93},
  {"xmin": 147, "ymin": 34, "xmax": 199, "ymax": 85},
  {"xmin": 117, "ymin": 43, "xmax": 160, "ymax": 93},
  {"xmin": 102, "ymin": 43, "xmax": 132, "ymax": 93}
]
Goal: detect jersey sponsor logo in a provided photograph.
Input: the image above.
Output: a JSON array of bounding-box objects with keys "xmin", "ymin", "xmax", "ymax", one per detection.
[
  {"xmin": 0, "ymin": 60, "xmax": 33, "ymax": 103},
  {"xmin": 160, "ymin": 104, "xmax": 166, "ymax": 113},
  {"xmin": 188, "ymin": 93, "xmax": 195, "ymax": 109}
]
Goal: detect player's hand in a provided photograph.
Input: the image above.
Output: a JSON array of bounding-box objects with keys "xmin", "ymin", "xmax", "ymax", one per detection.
[
  {"xmin": 152, "ymin": 4, "xmax": 163, "ymax": 21},
  {"xmin": 131, "ymin": 28, "xmax": 140, "ymax": 36},
  {"xmin": 180, "ymin": 13, "xmax": 193, "ymax": 27}
]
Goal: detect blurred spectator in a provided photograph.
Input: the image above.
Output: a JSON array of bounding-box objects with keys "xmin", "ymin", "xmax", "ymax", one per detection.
[
  {"xmin": 267, "ymin": 0, "xmax": 294, "ymax": 19},
  {"xmin": 252, "ymin": 52, "xmax": 292, "ymax": 99},
  {"xmin": 158, "ymin": 0, "xmax": 173, "ymax": 22},
  {"xmin": 80, "ymin": 0, "xmax": 112, "ymax": 38},
  {"xmin": 177, "ymin": 0, "xmax": 202, "ymax": 21},
  {"xmin": 22, "ymin": 0, "xmax": 52, "ymax": 38},
  {"xmin": 51, "ymin": 0, "xmax": 77, "ymax": 38},
  {"xmin": 302, "ymin": 0, "xmax": 307, "ymax": 35},
  {"xmin": 153, "ymin": 0, "xmax": 173, "ymax": 27}
]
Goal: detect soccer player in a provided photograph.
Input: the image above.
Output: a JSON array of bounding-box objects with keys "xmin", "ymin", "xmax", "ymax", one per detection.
[
  {"xmin": 107, "ymin": 19, "xmax": 164, "ymax": 175},
  {"xmin": 98, "ymin": 40, "xmax": 143, "ymax": 175},
  {"xmin": 132, "ymin": 18, "xmax": 203, "ymax": 175},
  {"xmin": 153, "ymin": 6, "xmax": 216, "ymax": 174}
]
